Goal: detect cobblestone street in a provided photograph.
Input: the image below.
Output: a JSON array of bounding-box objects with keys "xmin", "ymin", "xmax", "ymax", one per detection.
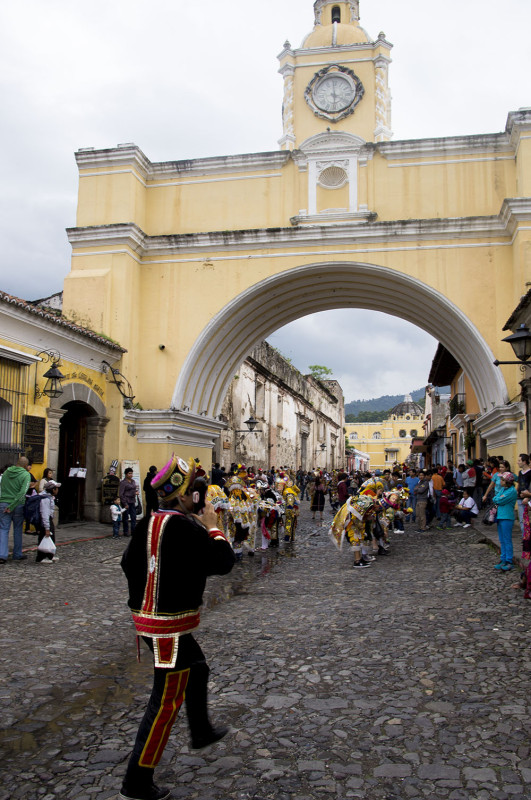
[{"xmin": 1, "ymin": 506, "xmax": 530, "ymax": 800}]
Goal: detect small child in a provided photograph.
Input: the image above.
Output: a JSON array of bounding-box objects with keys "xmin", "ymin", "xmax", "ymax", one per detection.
[
  {"xmin": 36, "ymin": 481, "xmax": 61, "ymax": 563},
  {"xmin": 438, "ymin": 489, "xmax": 456, "ymax": 529},
  {"xmin": 110, "ymin": 497, "xmax": 124, "ymax": 538}
]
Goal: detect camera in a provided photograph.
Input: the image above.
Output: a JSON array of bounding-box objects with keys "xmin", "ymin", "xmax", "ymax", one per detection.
[{"xmin": 192, "ymin": 478, "xmax": 208, "ymax": 514}]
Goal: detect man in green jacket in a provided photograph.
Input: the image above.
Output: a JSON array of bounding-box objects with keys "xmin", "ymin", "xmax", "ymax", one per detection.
[{"xmin": 0, "ymin": 457, "xmax": 31, "ymax": 564}]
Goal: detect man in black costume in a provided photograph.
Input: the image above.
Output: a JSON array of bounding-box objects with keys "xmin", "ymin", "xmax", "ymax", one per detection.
[{"xmin": 119, "ymin": 454, "xmax": 235, "ymax": 800}]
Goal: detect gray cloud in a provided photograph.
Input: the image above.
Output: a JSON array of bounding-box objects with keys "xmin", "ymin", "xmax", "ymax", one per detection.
[{"xmin": 267, "ymin": 310, "xmax": 437, "ymax": 401}]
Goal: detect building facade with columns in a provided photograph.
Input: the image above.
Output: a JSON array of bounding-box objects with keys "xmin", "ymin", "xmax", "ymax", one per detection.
[
  {"xmin": 345, "ymin": 395, "xmax": 424, "ymax": 471},
  {"xmin": 215, "ymin": 341, "xmax": 345, "ymax": 471},
  {"xmin": 0, "ymin": 291, "xmax": 125, "ymax": 522}
]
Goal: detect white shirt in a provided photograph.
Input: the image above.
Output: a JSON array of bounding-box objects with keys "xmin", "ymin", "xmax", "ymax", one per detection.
[{"xmin": 461, "ymin": 496, "xmax": 479, "ymax": 515}]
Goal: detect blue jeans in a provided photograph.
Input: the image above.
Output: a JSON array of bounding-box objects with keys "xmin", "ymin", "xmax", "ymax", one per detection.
[
  {"xmin": 434, "ymin": 490, "xmax": 442, "ymax": 519},
  {"xmin": 0, "ymin": 502, "xmax": 25, "ymax": 560},
  {"xmin": 439, "ymin": 512, "xmax": 452, "ymax": 528},
  {"xmin": 112, "ymin": 519, "xmax": 122, "ymax": 537},
  {"xmin": 122, "ymin": 503, "xmax": 137, "ymax": 535},
  {"xmin": 497, "ymin": 518, "xmax": 514, "ymax": 564}
]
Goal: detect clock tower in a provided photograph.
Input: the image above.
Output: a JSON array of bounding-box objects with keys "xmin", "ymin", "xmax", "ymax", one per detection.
[{"xmin": 278, "ymin": 0, "xmax": 393, "ymax": 150}]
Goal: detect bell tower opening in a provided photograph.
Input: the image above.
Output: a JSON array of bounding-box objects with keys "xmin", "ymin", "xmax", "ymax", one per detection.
[{"xmin": 332, "ymin": 6, "xmax": 341, "ymax": 23}]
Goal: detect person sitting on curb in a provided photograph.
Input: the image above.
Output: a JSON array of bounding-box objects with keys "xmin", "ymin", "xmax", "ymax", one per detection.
[{"xmin": 452, "ymin": 487, "xmax": 478, "ymax": 528}]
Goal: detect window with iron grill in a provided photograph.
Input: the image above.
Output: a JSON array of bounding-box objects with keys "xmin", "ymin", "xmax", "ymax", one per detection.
[{"xmin": 0, "ymin": 357, "xmax": 29, "ymax": 466}]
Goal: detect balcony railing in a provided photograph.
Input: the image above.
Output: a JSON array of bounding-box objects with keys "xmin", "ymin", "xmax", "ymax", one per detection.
[{"xmin": 449, "ymin": 393, "xmax": 466, "ymax": 418}]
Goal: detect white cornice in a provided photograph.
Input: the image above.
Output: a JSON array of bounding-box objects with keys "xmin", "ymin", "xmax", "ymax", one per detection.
[
  {"xmin": 0, "ymin": 345, "xmax": 41, "ymax": 365},
  {"xmin": 290, "ymin": 210, "xmax": 376, "ymax": 226},
  {"xmin": 278, "ymin": 62, "xmax": 295, "ymax": 77},
  {"xmin": 290, "ymin": 41, "xmax": 391, "ymax": 58},
  {"xmin": 76, "ymin": 144, "xmax": 151, "ymax": 179},
  {"xmin": 474, "ymin": 403, "xmax": 526, "ymax": 449},
  {"xmin": 77, "ymin": 147, "xmax": 290, "ymax": 180},
  {"xmin": 67, "ymin": 223, "xmax": 146, "ymax": 253},
  {"xmin": 68, "ymin": 198, "xmax": 531, "ymax": 256},
  {"xmin": 298, "ymin": 130, "xmax": 367, "ymax": 154},
  {"xmin": 506, "ymin": 109, "xmax": 531, "ymax": 149},
  {"xmin": 378, "ymin": 132, "xmax": 513, "ymax": 161},
  {"xmin": 123, "ymin": 409, "xmax": 226, "ymax": 448},
  {"xmin": 499, "ymin": 198, "xmax": 531, "ymax": 235}
]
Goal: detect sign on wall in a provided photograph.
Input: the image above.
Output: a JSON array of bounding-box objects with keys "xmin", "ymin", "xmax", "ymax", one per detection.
[{"xmin": 22, "ymin": 415, "xmax": 45, "ymax": 464}]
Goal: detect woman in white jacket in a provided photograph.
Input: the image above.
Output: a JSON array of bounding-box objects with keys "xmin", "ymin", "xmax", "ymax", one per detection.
[{"xmin": 36, "ymin": 480, "xmax": 61, "ymax": 563}]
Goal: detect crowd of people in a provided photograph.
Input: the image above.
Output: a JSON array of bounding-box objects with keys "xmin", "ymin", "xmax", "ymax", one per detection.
[
  {"xmin": 0, "ymin": 457, "xmax": 61, "ymax": 564},
  {"xmin": 2, "ymin": 453, "xmax": 530, "ymax": 598}
]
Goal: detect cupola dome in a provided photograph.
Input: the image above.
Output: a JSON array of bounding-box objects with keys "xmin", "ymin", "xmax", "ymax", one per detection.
[
  {"xmin": 302, "ymin": 1, "xmax": 370, "ymax": 48},
  {"xmin": 390, "ymin": 395, "xmax": 424, "ymax": 419}
]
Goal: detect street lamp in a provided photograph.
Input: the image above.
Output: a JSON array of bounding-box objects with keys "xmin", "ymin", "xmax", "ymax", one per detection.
[
  {"xmin": 235, "ymin": 415, "xmax": 262, "ymax": 434},
  {"xmin": 494, "ymin": 324, "xmax": 531, "ymax": 367},
  {"xmin": 34, "ymin": 350, "xmax": 65, "ymax": 401}
]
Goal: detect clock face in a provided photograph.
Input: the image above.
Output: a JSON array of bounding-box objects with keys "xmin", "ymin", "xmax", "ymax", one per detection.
[{"xmin": 313, "ymin": 75, "xmax": 356, "ymax": 113}]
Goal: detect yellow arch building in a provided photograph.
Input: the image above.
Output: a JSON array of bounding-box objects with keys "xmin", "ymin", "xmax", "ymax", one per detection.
[{"xmin": 63, "ymin": 0, "xmax": 531, "ymax": 472}]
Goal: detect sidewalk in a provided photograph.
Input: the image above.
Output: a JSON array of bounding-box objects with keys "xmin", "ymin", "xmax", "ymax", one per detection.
[
  {"xmin": 457, "ymin": 517, "xmax": 522, "ymax": 563},
  {"xmin": 21, "ymin": 519, "xmax": 112, "ymax": 552}
]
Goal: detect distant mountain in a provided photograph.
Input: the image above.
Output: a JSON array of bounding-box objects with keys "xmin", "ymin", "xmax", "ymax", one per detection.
[{"xmin": 345, "ymin": 388, "xmax": 425, "ymax": 417}]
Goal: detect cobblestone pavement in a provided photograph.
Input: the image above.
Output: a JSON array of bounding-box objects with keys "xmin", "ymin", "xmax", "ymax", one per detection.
[{"xmin": 1, "ymin": 506, "xmax": 530, "ymax": 800}]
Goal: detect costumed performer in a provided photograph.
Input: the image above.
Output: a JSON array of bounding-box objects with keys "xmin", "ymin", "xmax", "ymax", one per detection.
[
  {"xmin": 329, "ymin": 494, "xmax": 376, "ymax": 569},
  {"xmin": 282, "ymin": 479, "xmax": 300, "ymax": 543},
  {"xmin": 224, "ymin": 474, "xmax": 253, "ymax": 559},
  {"xmin": 119, "ymin": 454, "xmax": 235, "ymax": 800}
]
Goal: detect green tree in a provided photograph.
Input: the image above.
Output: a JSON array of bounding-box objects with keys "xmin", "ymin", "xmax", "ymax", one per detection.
[
  {"xmin": 308, "ymin": 364, "xmax": 333, "ymax": 381},
  {"xmin": 346, "ymin": 409, "xmax": 391, "ymax": 423}
]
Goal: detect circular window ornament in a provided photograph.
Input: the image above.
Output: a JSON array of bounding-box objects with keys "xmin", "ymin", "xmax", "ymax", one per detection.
[
  {"xmin": 305, "ymin": 65, "xmax": 364, "ymax": 122},
  {"xmin": 318, "ymin": 165, "xmax": 348, "ymax": 188}
]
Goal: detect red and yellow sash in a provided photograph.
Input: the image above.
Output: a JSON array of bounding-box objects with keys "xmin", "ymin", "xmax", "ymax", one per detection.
[{"xmin": 131, "ymin": 512, "xmax": 200, "ymax": 668}]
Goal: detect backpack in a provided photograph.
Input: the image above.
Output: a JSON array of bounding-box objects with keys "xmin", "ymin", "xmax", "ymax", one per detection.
[{"xmin": 24, "ymin": 493, "xmax": 42, "ymax": 531}]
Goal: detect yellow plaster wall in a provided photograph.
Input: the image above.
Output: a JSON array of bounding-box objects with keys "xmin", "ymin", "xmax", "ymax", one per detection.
[
  {"xmin": 72, "ymin": 151, "xmax": 518, "ymax": 235},
  {"xmin": 316, "ymin": 183, "xmax": 350, "ymax": 213},
  {"xmin": 371, "ymin": 154, "xmax": 515, "ymax": 221},
  {"xmin": 77, "ymin": 169, "xmax": 147, "ymax": 230}
]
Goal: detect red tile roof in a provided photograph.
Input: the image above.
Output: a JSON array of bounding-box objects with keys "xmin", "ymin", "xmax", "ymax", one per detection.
[{"xmin": 0, "ymin": 291, "xmax": 125, "ymax": 352}]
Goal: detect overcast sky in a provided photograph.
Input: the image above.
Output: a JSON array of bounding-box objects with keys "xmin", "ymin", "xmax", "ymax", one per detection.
[{"xmin": 1, "ymin": 0, "xmax": 529, "ymax": 400}]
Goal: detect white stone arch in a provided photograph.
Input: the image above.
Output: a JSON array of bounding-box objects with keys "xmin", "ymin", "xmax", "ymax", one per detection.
[
  {"xmin": 50, "ymin": 382, "xmax": 107, "ymax": 417},
  {"xmin": 49, "ymin": 383, "xmax": 109, "ymax": 522},
  {"xmin": 173, "ymin": 262, "xmax": 507, "ymax": 418}
]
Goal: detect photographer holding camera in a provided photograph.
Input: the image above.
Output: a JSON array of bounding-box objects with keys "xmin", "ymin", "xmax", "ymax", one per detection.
[{"xmin": 119, "ymin": 454, "xmax": 235, "ymax": 800}]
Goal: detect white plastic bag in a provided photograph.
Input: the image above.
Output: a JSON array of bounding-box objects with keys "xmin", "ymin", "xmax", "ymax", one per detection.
[{"xmin": 37, "ymin": 536, "xmax": 57, "ymax": 555}]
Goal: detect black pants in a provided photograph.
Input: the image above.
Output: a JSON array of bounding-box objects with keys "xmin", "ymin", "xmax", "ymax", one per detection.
[
  {"xmin": 123, "ymin": 634, "xmax": 213, "ymax": 790},
  {"xmin": 36, "ymin": 520, "xmax": 55, "ymax": 562}
]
